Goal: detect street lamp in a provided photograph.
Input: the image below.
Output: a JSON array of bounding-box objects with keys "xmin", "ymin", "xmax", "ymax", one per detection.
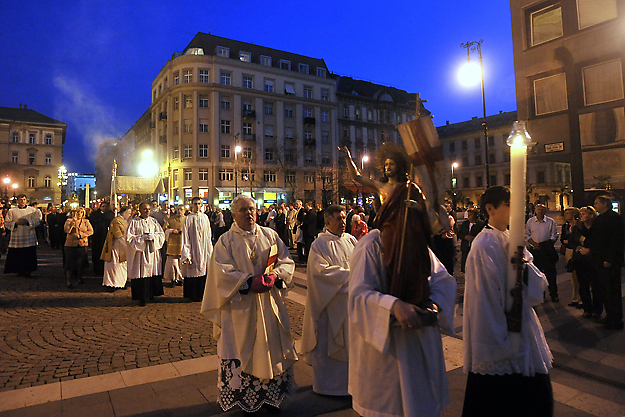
[
  {"xmin": 460, "ymin": 39, "xmax": 490, "ymax": 187},
  {"xmin": 12, "ymin": 183, "xmax": 18, "ymax": 198},
  {"xmin": 234, "ymin": 145, "xmax": 242, "ymax": 197},
  {"xmin": 451, "ymin": 162, "xmax": 459, "ymax": 189},
  {"xmin": 3, "ymin": 177, "xmax": 10, "ymax": 199}
]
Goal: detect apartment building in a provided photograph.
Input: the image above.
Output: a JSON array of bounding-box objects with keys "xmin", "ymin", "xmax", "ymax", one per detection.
[
  {"xmin": 0, "ymin": 105, "xmax": 66, "ymax": 204},
  {"xmin": 438, "ymin": 111, "xmax": 572, "ymax": 209},
  {"xmin": 510, "ymin": 0, "xmax": 625, "ymax": 205}
]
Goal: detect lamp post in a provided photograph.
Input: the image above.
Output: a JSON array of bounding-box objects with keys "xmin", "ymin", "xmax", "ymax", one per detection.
[
  {"xmin": 451, "ymin": 162, "xmax": 459, "ymax": 189},
  {"xmin": 12, "ymin": 183, "xmax": 18, "ymax": 198},
  {"xmin": 58, "ymin": 165, "xmax": 68, "ymax": 203},
  {"xmin": 234, "ymin": 145, "xmax": 242, "ymax": 197},
  {"xmin": 460, "ymin": 40, "xmax": 490, "ymax": 187},
  {"xmin": 360, "ymin": 155, "xmax": 369, "ymax": 205}
]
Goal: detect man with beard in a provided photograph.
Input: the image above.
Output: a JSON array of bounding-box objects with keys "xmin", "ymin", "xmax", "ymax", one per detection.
[
  {"xmin": 89, "ymin": 201, "xmax": 115, "ymax": 276},
  {"xmin": 4, "ymin": 195, "xmax": 40, "ymax": 277}
]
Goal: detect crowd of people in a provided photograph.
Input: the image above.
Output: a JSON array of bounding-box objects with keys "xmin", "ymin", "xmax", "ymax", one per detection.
[{"xmin": 1, "ymin": 145, "xmax": 623, "ymax": 415}]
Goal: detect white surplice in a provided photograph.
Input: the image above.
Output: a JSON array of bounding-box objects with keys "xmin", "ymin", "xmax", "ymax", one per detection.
[
  {"xmin": 126, "ymin": 216, "xmax": 165, "ymax": 279},
  {"xmin": 348, "ymin": 230, "xmax": 456, "ymax": 417},
  {"xmin": 463, "ymin": 226, "xmax": 553, "ymax": 376},
  {"xmin": 200, "ymin": 223, "xmax": 297, "ymax": 380},
  {"xmin": 300, "ymin": 230, "xmax": 357, "ymax": 395},
  {"xmin": 103, "ymin": 236, "xmax": 128, "ymax": 288},
  {"xmin": 180, "ymin": 212, "xmax": 213, "ymax": 278}
]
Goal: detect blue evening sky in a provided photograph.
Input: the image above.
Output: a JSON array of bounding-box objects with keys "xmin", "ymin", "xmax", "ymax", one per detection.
[{"xmin": 0, "ymin": 0, "xmax": 516, "ymax": 174}]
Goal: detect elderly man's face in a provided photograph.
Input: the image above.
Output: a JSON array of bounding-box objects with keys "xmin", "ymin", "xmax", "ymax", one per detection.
[
  {"xmin": 325, "ymin": 210, "xmax": 346, "ymax": 236},
  {"xmin": 535, "ymin": 204, "xmax": 546, "ymax": 218},
  {"xmin": 139, "ymin": 203, "xmax": 151, "ymax": 218},
  {"xmin": 233, "ymin": 199, "xmax": 257, "ymax": 231}
]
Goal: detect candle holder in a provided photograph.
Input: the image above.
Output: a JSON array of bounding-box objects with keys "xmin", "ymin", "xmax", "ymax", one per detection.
[{"xmin": 506, "ymin": 120, "xmax": 533, "ymax": 148}]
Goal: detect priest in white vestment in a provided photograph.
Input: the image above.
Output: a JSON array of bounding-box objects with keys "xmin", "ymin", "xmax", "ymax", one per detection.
[
  {"xmin": 300, "ymin": 205, "xmax": 357, "ymax": 395},
  {"xmin": 4, "ymin": 195, "xmax": 41, "ymax": 277},
  {"xmin": 126, "ymin": 202, "xmax": 166, "ymax": 306},
  {"xmin": 348, "ymin": 229, "xmax": 456, "ymax": 417},
  {"xmin": 181, "ymin": 197, "xmax": 213, "ymax": 302},
  {"xmin": 201, "ymin": 195, "xmax": 297, "ymax": 412},
  {"xmin": 462, "ymin": 186, "xmax": 553, "ymax": 416}
]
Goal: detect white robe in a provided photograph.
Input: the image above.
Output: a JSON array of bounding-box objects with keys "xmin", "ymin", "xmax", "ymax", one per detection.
[
  {"xmin": 463, "ymin": 226, "xmax": 553, "ymax": 376},
  {"xmin": 201, "ymin": 223, "xmax": 297, "ymax": 380},
  {"xmin": 180, "ymin": 212, "xmax": 213, "ymax": 278},
  {"xmin": 126, "ymin": 216, "xmax": 165, "ymax": 279},
  {"xmin": 348, "ymin": 230, "xmax": 456, "ymax": 417},
  {"xmin": 102, "ymin": 236, "xmax": 128, "ymax": 288},
  {"xmin": 300, "ymin": 231, "xmax": 357, "ymax": 395}
]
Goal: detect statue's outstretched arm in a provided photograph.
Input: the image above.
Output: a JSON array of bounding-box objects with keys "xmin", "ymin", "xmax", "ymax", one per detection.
[{"xmin": 338, "ymin": 146, "xmax": 379, "ymax": 191}]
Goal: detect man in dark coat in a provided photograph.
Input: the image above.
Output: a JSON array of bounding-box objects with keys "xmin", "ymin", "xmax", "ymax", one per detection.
[
  {"xmin": 589, "ymin": 195, "xmax": 624, "ymax": 330},
  {"xmin": 303, "ymin": 201, "xmax": 317, "ymax": 261},
  {"xmin": 89, "ymin": 201, "xmax": 115, "ymax": 276},
  {"xmin": 457, "ymin": 208, "xmax": 485, "ymax": 273}
]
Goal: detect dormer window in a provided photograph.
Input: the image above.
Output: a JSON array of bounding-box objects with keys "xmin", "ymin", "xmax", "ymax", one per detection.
[
  {"xmin": 317, "ymin": 67, "xmax": 326, "ymax": 77},
  {"xmin": 217, "ymin": 46, "xmax": 229, "ymax": 58},
  {"xmin": 239, "ymin": 51, "xmax": 251, "ymax": 62},
  {"xmin": 261, "ymin": 55, "xmax": 272, "ymax": 66},
  {"xmin": 299, "ymin": 63, "xmax": 309, "ymax": 74},
  {"xmin": 280, "ymin": 60, "xmax": 291, "ymax": 70},
  {"xmin": 185, "ymin": 47, "xmax": 204, "ymax": 55}
]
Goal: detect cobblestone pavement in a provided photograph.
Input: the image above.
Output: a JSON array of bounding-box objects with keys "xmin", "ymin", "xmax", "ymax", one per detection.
[{"xmin": 0, "ymin": 245, "xmax": 304, "ymax": 393}]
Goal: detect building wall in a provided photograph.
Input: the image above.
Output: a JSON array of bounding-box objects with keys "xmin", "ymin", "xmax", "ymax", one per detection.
[
  {"xmin": 510, "ymin": 0, "xmax": 625, "ymax": 204},
  {"xmin": 0, "ymin": 112, "xmax": 65, "ymax": 204}
]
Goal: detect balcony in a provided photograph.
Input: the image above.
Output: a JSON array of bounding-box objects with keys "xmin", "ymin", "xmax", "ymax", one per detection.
[
  {"xmin": 242, "ymin": 134, "xmax": 256, "ymax": 142},
  {"xmin": 159, "ymin": 111, "xmax": 167, "ymax": 120},
  {"xmin": 303, "ymin": 117, "xmax": 316, "ymax": 125},
  {"xmin": 242, "ymin": 110, "xmax": 256, "ymax": 120},
  {"xmin": 304, "ymin": 138, "xmax": 316, "ymax": 147}
]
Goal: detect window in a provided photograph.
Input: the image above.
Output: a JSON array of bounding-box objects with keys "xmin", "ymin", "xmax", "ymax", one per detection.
[
  {"xmin": 463, "ymin": 177, "xmax": 470, "ymax": 189},
  {"xmin": 284, "ymin": 106, "xmax": 293, "ymax": 118},
  {"xmin": 243, "ymin": 75, "xmax": 253, "ymax": 89},
  {"xmin": 317, "ymin": 67, "xmax": 326, "ymax": 77},
  {"xmin": 221, "ymin": 120, "xmax": 231, "ymax": 134},
  {"xmin": 184, "ymin": 95, "xmax": 192, "ymax": 108},
  {"xmin": 199, "ymin": 123, "xmax": 209, "ymax": 133},
  {"xmin": 239, "ymin": 51, "xmax": 251, "ymax": 62},
  {"xmin": 321, "ymin": 156, "xmax": 330, "ymax": 165},
  {"xmin": 304, "ymin": 108, "xmax": 312, "ymax": 118},
  {"xmin": 220, "ymin": 96, "xmax": 230, "ymax": 109},
  {"xmin": 490, "ymin": 175, "xmax": 497, "ymax": 186},
  {"xmin": 242, "ymin": 123, "xmax": 252, "ymax": 135},
  {"xmin": 243, "ymin": 147, "xmax": 253, "ymax": 159},
  {"xmin": 242, "ymin": 101, "xmax": 252, "ymax": 112},
  {"xmin": 322, "ymin": 131, "xmax": 329, "ymax": 144},
  {"xmin": 304, "ymin": 130, "xmax": 313, "ymax": 142},
  {"xmin": 285, "ymin": 171, "xmax": 296, "ymax": 184},
  {"xmin": 217, "ymin": 46, "xmax": 229, "ymax": 57},
  {"xmin": 44, "ymin": 176, "xmax": 51, "ymax": 188},
  {"xmin": 173, "ymin": 146, "xmax": 179, "ymax": 159},
  {"xmin": 537, "ymin": 171, "xmax": 546, "ymax": 184},
  {"xmin": 321, "ymin": 89, "xmax": 329, "ymax": 101},
  {"xmin": 220, "ymin": 71, "xmax": 231, "ymax": 85},
  {"xmin": 29, "ymin": 152, "xmax": 35, "ymax": 165},
  {"xmin": 285, "ymin": 82, "xmax": 296, "ymax": 95},
  {"xmin": 11, "ymin": 132, "xmax": 19, "ymax": 143},
  {"xmin": 475, "ymin": 154, "xmax": 482, "ymax": 165},
  {"xmin": 285, "ymin": 127, "xmax": 294, "ymax": 139},
  {"xmin": 476, "ymin": 176, "xmax": 483, "ymax": 187},
  {"xmin": 504, "ymin": 173, "xmax": 511, "ymax": 186},
  {"xmin": 199, "ymin": 168, "xmax": 209, "ymax": 181},
  {"xmin": 11, "ymin": 152, "xmax": 18, "ymax": 164},
  {"xmin": 183, "ymin": 69, "xmax": 192, "ymax": 83},
  {"xmin": 184, "ymin": 144, "xmax": 192, "ymax": 158},
  {"xmin": 263, "ymin": 170, "xmax": 276, "ymax": 182},
  {"xmin": 303, "ymin": 86, "xmax": 312, "ymax": 98},
  {"xmin": 285, "ymin": 151, "xmax": 295, "ymax": 162},
  {"xmin": 28, "ymin": 176, "xmax": 35, "ymax": 188},
  {"xmin": 173, "ymin": 169, "xmax": 178, "ymax": 185},
  {"xmin": 449, "ymin": 142, "xmax": 455, "ymax": 152},
  {"xmin": 355, "ymin": 108, "xmax": 361, "ymax": 119},
  {"xmin": 503, "ymin": 151, "xmax": 510, "ymax": 163},
  {"xmin": 280, "ymin": 59, "xmax": 291, "ymax": 70},
  {"xmin": 174, "ymin": 97, "xmax": 179, "ymax": 110},
  {"xmin": 321, "ymin": 111, "xmax": 328, "ymax": 122},
  {"xmin": 474, "ymin": 137, "xmax": 481, "ymax": 149},
  {"xmin": 304, "ymin": 150, "xmax": 314, "ymax": 164},
  {"xmin": 261, "ymin": 55, "xmax": 272, "ymax": 66},
  {"xmin": 577, "ymin": 0, "xmax": 617, "ymax": 29},
  {"xmin": 174, "ymin": 71, "xmax": 180, "ymax": 85},
  {"xmin": 45, "ymin": 134, "xmax": 52, "ymax": 145},
  {"xmin": 462, "ymin": 140, "xmax": 468, "ymax": 150},
  {"xmin": 264, "ymin": 79, "xmax": 274, "ymax": 92},
  {"xmin": 184, "ymin": 169, "xmax": 192, "ymax": 182},
  {"xmin": 530, "ymin": 4, "xmax": 563, "ymax": 46},
  {"xmin": 184, "ymin": 120, "xmax": 192, "ymax": 133},
  {"xmin": 264, "ymin": 102, "xmax": 274, "ymax": 115},
  {"xmin": 29, "ymin": 133, "xmax": 36, "ymax": 144},
  {"xmin": 221, "ymin": 145, "xmax": 231, "ymax": 158},
  {"xmin": 264, "ymin": 125, "xmax": 274, "ymax": 138},
  {"xmin": 304, "ymin": 173, "xmax": 314, "ymax": 183},
  {"xmin": 489, "ymin": 153, "xmax": 496, "ymax": 164},
  {"xmin": 299, "ymin": 63, "xmax": 309, "ymax": 74},
  {"xmin": 265, "ymin": 148, "xmax": 274, "ymax": 161},
  {"xmin": 534, "ymin": 73, "xmax": 568, "ymax": 115},
  {"xmin": 199, "ymin": 95, "xmax": 209, "ymax": 108},
  {"xmin": 199, "ymin": 69, "xmax": 210, "ymax": 83},
  {"xmin": 45, "ymin": 153, "xmax": 52, "ymax": 165},
  {"xmin": 583, "ymin": 59, "xmax": 624, "ymax": 106}
]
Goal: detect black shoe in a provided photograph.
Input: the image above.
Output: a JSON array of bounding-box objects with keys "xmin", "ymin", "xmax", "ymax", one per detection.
[
  {"xmin": 139, "ymin": 300, "xmax": 147, "ymax": 306},
  {"xmin": 551, "ymin": 296, "xmax": 559, "ymax": 303}
]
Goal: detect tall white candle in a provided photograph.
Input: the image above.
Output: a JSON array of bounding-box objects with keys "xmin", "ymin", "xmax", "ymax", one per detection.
[{"xmin": 85, "ymin": 183, "xmax": 90, "ymax": 209}]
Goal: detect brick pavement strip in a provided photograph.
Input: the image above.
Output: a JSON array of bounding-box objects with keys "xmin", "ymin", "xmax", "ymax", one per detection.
[{"xmin": 0, "ymin": 246, "xmax": 304, "ymax": 393}]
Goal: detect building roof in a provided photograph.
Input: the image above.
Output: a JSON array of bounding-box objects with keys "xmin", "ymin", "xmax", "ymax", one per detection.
[
  {"xmin": 182, "ymin": 33, "xmax": 329, "ymax": 72},
  {"xmin": 334, "ymin": 76, "xmax": 417, "ymax": 106},
  {"xmin": 0, "ymin": 106, "xmax": 67, "ymax": 127},
  {"xmin": 437, "ymin": 110, "xmax": 517, "ymax": 138}
]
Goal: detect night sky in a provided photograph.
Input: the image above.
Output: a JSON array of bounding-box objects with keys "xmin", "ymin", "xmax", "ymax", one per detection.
[{"xmin": 1, "ymin": 1, "xmax": 516, "ymax": 174}]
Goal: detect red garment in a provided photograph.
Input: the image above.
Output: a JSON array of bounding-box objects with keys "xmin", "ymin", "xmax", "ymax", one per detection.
[
  {"xmin": 351, "ymin": 221, "xmax": 369, "ymax": 240},
  {"xmin": 374, "ymin": 181, "xmax": 433, "ymax": 306}
]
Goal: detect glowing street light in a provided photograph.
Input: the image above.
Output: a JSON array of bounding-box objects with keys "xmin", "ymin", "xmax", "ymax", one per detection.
[
  {"xmin": 12, "ymin": 183, "xmax": 18, "ymax": 198},
  {"xmin": 451, "ymin": 162, "xmax": 459, "ymax": 189},
  {"xmin": 138, "ymin": 149, "xmax": 158, "ymax": 178},
  {"xmin": 234, "ymin": 145, "xmax": 242, "ymax": 197},
  {"xmin": 361, "ymin": 155, "xmax": 369, "ymax": 171},
  {"xmin": 3, "ymin": 177, "xmax": 10, "ymax": 199}
]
